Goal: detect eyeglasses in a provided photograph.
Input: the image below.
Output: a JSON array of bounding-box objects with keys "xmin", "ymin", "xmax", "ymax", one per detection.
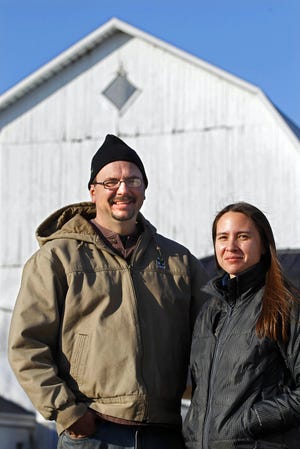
[{"xmin": 93, "ymin": 177, "xmax": 143, "ymax": 190}]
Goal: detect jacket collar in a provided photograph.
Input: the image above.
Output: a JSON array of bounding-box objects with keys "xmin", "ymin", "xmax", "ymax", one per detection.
[{"xmin": 214, "ymin": 258, "xmax": 267, "ymax": 304}]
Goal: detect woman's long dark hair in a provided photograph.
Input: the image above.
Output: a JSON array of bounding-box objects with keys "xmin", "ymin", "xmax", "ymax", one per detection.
[{"xmin": 212, "ymin": 202, "xmax": 295, "ymax": 342}]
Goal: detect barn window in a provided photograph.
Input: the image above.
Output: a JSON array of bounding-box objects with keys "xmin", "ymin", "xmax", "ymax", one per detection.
[{"xmin": 102, "ymin": 66, "xmax": 139, "ymax": 111}]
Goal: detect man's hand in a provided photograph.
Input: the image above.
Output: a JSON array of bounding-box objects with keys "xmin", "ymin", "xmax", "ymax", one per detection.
[{"xmin": 66, "ymin": 409, "xmax": 96, "ymax": 439}]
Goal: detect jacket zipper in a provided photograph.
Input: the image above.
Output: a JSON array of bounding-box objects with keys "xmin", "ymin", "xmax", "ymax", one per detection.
[
  {"xmin": 127, "ymin": 239, "xmax": 150, "ymax": 422},
  {"xmin": 202, "ymin": 301, "xmax": 234, "ymax": 449},
  {"xmin": 97, "ymin": 233, "xmax": 152, "ymax": 422}
]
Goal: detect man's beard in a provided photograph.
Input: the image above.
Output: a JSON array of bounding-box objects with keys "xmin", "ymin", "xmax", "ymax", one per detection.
[
  {"xmin": 110, "ymin": 195, "xmax": 136, "ymax": 222},
  {"xmin": 111, "ymin": 210, "xmax": 136, "ymax": 222}
]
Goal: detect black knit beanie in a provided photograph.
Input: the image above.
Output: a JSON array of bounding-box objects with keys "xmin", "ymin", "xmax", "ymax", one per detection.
[{"xmin": 88, "ymin": 134, "xmax": 148, "ymax": 189}]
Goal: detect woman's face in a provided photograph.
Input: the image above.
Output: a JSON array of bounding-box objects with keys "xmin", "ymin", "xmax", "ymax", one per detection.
[{"xmin": 215, "ymin": 211, "xmax": 264, "ymax": 278}]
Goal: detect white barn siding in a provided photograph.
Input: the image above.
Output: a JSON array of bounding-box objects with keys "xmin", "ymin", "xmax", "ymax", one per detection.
[
  {"xmin": 1, "ymin": 32, "xmax": 300, "ymax": 264},
  {"xmin": 1, "ymin": 18, "xmax": 300, "ymax": 419}
]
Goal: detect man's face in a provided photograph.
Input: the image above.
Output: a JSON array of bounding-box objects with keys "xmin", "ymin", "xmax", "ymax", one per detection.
[{"xmin": 89, "ymin": 160, "xmax": 146, "ymax": 233}]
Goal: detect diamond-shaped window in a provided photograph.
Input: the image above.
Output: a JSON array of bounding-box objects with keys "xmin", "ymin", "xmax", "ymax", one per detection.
[{"xmin": 102, "ymin": 71, "xmax": 138, "ymax": 111}]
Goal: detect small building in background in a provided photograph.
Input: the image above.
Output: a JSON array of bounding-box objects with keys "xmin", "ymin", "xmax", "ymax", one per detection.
[{"xmin": 0, "ymin": 396, "xmax": 36, "ymax": 449}]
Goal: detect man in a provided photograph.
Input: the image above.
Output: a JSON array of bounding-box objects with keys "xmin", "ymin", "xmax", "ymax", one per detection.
[{"xmin": 8, "ymin": 134, "xmax": 208, "ymax": 449}]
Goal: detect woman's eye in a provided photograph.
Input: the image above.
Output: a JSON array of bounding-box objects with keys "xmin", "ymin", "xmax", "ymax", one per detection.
[{"xmin": 217, "ymin": 236, "xmax": 226, "ymax": 241}]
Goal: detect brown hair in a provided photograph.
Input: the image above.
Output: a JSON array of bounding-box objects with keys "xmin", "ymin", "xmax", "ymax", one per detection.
[{"xmin": 212, "ymin": 202, "xmax": 294, "ymax": 342}]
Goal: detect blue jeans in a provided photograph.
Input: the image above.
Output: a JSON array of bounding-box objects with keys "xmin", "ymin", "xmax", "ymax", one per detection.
[{"xmin": 57, "ymin": 420, "xmax": 185, "ymax": 449}]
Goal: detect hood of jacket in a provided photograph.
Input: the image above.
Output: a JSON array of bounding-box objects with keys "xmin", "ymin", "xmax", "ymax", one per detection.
[{"xmin": 36, "ymin": 201, "xmax": 155, "ymax": 248}]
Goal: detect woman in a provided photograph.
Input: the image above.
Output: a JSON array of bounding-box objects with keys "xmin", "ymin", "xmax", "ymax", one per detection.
[{"xmin": 184, "ymin": 202, "xmax": 300, "ymax": 449}]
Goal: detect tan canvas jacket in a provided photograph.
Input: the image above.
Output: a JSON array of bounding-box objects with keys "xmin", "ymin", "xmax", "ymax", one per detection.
[{"xmin": 8, "ymin": 202, "xmax": 208, "ymax": 434}]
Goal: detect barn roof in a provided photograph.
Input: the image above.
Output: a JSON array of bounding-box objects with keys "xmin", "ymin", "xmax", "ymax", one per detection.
[
  {"xmin": 0, "ymin": 17, "xmax": 299, "ymax": 141},
  {"xmin": 276, "ymin": 107, "xmax": 300, "ymax": 140},
  {"xmin": 0, "ymin": 396, "xmax": 34, "ymax": 415},
  {"xmin": 0, "ymin": 18, "xmax": 257, "ymax": 109}
]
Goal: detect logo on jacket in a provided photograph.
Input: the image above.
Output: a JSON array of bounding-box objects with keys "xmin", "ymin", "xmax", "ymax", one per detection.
[{"xmin": 156, "ymin": 256, "xmax": 166, "ymax": 269}]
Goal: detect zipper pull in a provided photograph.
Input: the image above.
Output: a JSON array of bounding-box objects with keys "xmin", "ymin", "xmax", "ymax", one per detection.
[{"xmin": 156, "ymin": 245, "xmax": 166, "ymax": 269}]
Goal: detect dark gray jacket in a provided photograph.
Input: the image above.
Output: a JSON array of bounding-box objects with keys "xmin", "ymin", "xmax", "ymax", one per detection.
[{"xmin": 183, "ymin": 261, "xmax": 300, "ymax": 449}]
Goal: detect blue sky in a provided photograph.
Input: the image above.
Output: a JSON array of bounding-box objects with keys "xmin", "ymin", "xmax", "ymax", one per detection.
[{"xmin": 1, "ymin": 0, "xmax": 299, "ymax": 126}]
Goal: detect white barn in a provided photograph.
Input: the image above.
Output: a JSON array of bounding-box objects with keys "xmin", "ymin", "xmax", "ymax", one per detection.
[{"xmin": 1, "ymin": 17, "xmax": 300, "ymax": 446}]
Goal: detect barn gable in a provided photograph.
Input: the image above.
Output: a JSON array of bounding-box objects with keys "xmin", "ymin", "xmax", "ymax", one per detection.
[{"xmin": 1, "ymin": 18, "xmax": 299, "ymax": 142}]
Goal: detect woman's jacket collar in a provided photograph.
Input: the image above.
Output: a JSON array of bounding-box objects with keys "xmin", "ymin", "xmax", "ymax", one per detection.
[{"xmin": 205, "ymin": 258, "xmax": 268, "ymax": 305}]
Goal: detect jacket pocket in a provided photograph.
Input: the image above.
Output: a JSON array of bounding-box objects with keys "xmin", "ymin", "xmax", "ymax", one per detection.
[{"xmin": 70, "ymin": 333, "xmax": 89, "ymax": 386}]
